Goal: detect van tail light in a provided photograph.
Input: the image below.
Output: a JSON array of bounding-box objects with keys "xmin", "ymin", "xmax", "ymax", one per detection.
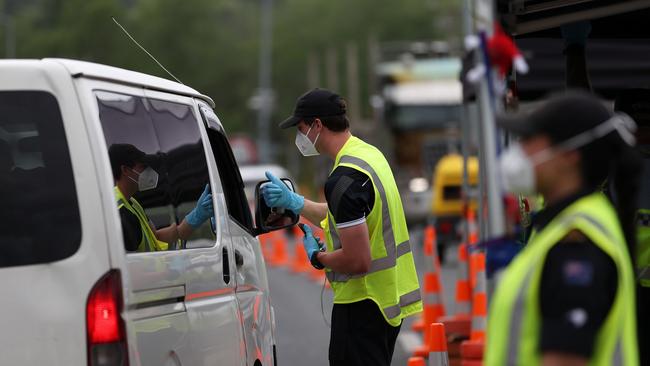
[
  {"xmin": 439, "ymin": 220, "xmax": 453, "ymax": 235},
  {"xmin": 87, "ymin": 270, "xmax": 128, "ymax": 366}
]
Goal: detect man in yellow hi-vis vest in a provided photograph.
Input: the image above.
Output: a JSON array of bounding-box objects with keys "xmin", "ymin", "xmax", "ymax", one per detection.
[
  {"xmin": 109, "ymin": 144, "xmax": 214, "ymax": 252},
  {"xmin": 488, "ymin": 91, "xmax": 639, "ymax": 365},
  {"xmin": 263, "ymin": 89, "xmax": 422, "ymax": 366}
]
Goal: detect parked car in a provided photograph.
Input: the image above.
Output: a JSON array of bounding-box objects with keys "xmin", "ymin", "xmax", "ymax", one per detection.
[{"xmin": 0, "ymin": 58, "xmax": 295, "ymax": 366}]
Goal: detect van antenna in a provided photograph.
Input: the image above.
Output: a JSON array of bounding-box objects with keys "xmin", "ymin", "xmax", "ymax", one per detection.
[{"xmin": 111, "ymin": 16, "xmax": 184, "ymax": 85}]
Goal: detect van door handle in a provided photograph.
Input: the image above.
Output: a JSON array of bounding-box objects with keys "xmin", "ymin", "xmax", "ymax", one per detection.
[
  {"xmin": 222, "ymin": 247, "xmax": 231, "ymax": 284},
  {"xmin": 235, "ymin": 250, "xmax": 244, "ymax": 267}
]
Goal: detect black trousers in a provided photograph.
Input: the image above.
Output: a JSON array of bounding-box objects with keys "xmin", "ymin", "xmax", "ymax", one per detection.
[{"xmin": 329, "ymin": 299, "xmax": 401, "ymax": 366}]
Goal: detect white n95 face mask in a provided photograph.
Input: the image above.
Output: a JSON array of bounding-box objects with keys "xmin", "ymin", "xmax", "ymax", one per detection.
[
  {"xmin": 499, "ymin": 143, "xmax": 537, "ymax": 195},
  {"xmin": 129, "ymin": 166, "xmax": 159, "ymax": 191},
  {"xmin": 295, "ymin": 125, "xmax": 320, "ymax": 157}
]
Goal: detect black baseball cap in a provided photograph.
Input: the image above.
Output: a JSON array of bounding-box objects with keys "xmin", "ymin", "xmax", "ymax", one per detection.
[
  {"xmin": 279, "ymin": 88, "xmax": 347, "ymax": 129},
  {"xmin": 108, "ymin": 143, "xmax": 159, "ymax": 171},
  {"xmin": 497, "ymin": 90, "xmax": 612, "ymax": 143}
]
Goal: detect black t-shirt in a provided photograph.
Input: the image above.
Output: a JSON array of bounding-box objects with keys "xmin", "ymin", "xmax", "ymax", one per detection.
[
  {"xmin": 533, "ymin": 190, "xmax": 618, "ymax": 358},
  {"xmin": 324, "ymin": 166, "xmax": 375, "ymax": 228},
  {"xmin": 119, "ymin": 206, "xmax": 142, "ymax": 251}
]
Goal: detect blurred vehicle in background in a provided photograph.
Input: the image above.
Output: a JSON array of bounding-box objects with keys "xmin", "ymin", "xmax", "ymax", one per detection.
[
  {"xmin": 431, "ymin": 154, "xmax": 479, "ymax": 260},
  {"xmin": 240, "ymin": 164, "xmax": 293, "ymax": 217},
  {"xmin": 376, "ymin": 48, "xmax": 463, "ymax": 225}
]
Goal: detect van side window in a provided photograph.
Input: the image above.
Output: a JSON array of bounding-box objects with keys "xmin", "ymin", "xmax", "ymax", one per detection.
[
  {"xmin": 96, "ymin": 91, "xmax": 216, "ymax": 251},
  {"xmin": 0, "ymin": 91, "xmax": 81, "ymax": 267},
  {"xmin": 199, "ymin": 104, "xmax": 253, "ymax": 231}
]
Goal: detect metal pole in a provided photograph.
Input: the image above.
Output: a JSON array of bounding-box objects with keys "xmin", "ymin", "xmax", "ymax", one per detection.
[
  {"xmin": 460, "ymin": 0, "xmax": 474, "ymax": 244},
  {"xmin": 256, "ymin": 0, "xmax": 273, "ymax": 163}
]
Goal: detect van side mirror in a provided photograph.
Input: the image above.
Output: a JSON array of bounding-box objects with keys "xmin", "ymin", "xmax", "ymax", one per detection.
[{"xmin": 253, "ymin": 178, "xmax": 299, "ymax": 236}]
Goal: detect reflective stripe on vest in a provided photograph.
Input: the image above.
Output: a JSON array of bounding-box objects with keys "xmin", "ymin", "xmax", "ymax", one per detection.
[{"xmin": 325, "ymin": 155, "xmax": 414, "ymax": 284}]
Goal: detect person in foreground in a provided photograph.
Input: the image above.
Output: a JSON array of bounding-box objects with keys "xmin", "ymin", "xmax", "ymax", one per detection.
[
  {"xmin": 486, "ymin": 91, "xmax": 640, "ymax": 366},
  {"xmin": 262, "ymin": 88, "xmax": 422, "ymax": 366}
]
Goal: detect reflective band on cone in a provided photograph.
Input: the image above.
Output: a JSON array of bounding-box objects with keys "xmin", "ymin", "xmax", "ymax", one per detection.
[{"xmin": 428, "ymin": 323, "xmax": 449, "ymax": 366}]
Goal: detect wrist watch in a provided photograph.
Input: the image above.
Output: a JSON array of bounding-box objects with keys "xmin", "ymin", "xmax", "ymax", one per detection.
[{"xmin": 310, "ymin": 247, "xmax": 325, "ymax": 270}]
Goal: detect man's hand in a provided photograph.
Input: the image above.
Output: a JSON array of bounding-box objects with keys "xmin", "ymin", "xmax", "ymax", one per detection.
[
  {"xmin": 185, "ymin": 184, "xmax": 214, "ymax": 228},
  {"xmin": 261, "ymin": 171, "xmax": 304, "ymax": 214},
  {"xmin": 300, "ymin": 224, "xmax": 324, "ymax": 263}
]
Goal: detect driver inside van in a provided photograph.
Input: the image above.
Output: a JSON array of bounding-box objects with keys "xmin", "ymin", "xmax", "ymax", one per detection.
[{"xmin": 109, "ymin": 143, "xmax": 214, "ymax": 252}]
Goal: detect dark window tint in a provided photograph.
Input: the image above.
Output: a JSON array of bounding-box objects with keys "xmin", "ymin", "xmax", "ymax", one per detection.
[
  {"xmin": 199, "ymin": 104, "xmax": 253, "ymax": 230},
  {"xmin": 0, "ymin": 91, "xmax": 81, "ymax": 267},
  {"xmin": 97, "ymin": 91, "xmax": 215, "ymax": 250},
  {"xmin": 443, "ymin": 185, "xmax": 462, "ymax": 200}
]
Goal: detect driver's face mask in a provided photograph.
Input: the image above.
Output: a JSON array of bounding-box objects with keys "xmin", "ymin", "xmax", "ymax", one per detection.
[
  {"xmin": 499, "ymin": 113, "xmax": 637, "ymax": 195},
  {"xmin": 128, "ymin": 166, "xmax": 159, "ymax": 191}
]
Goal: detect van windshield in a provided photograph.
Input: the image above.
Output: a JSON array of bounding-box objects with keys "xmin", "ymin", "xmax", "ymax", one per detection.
[{"xmin": 0, "ymin": 91, "xmax": 81, "ymax": 267}]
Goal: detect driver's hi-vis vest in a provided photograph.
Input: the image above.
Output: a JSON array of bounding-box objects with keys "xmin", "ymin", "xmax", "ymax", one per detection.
[
  {"xmin": 636, "ymin": 209, "xmax": 650, "ymax": 287},
  {"xmin": 486, "ymin": 193, "xmax": 638, "ymax": 366},
  {"xmin": 322, "ymin": 136, "xmax": 422, "ymax": 326},
  {"xmin": 114, "ymin": 186, "xmax": 167, "ymax": 252}
]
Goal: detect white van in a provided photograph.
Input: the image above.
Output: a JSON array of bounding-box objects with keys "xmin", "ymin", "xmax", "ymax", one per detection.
[{"xmin": 0, "ymin": 58, "xmax": 295, "ymax": 366}]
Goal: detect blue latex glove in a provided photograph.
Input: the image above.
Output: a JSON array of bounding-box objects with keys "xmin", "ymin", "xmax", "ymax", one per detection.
[
  {"xmin": 261, "ymin": 171, "xmax": 304, "ymax": 214},
  {"xmin": 561, "ymin": 21, "xmax": 591, "ymax": 46},
  {"xmin": 185, "ymin": 184, "xmax": 214, "ymax": 229},
  {"xmin": 301, "ymin": 224, "xmax": 324, "ymax": 261}
]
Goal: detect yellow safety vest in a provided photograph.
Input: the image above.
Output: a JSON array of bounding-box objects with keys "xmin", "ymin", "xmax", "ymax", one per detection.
[
  {"xmin": 486, "ymin": 193, "xmax": 638, "ymax": 366},
  {"xmin": 114, "ymin": 186, "xmax": 168, "ymax": 252},
  {"xmin": 322, "ymin": 136, "xmax": 422, "ymax": 326},
  {"xmin": 636, "ymin": 209, "xmax": 650, "ymax": 287}
]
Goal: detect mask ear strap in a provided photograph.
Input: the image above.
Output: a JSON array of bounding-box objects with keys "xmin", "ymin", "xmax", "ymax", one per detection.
[{"xmin": 611, "ymin": 113, "xmax": 637, "ymax": 146}]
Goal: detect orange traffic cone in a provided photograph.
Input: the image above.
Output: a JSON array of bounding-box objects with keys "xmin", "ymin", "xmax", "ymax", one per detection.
[
  {"xmin": 259, "ymin": 233, "xmax": 273, "ymax": 262},
  {"xmin": 412, "ymin": 226, "xmax": 446, "ymax": 357},
  {"xmin": 454, "ymin": 243, "xmax": 471, "ymax": 317},
  {"xmin": 468, "ymin": 252, "xmax": 487, "ymax": 341},
  {"xmin": 407, "ymin": 356, "xmax": 426, "ymax": 366},
  {"xmin": 412, "ymin": 225, "xmax": 443, "ymax": 332},
  {"xmin": 467, "ymin": 209, "xmax": 479, "ymax": 245},
  {"xmin": 269, "ymin": 231, "xmax": 289, "ymax": 267},
  {"xmin": 291, "ymin": 226, "xmax": 311, "ymax": 273},
  {"xmin": 428, "ymin": 323, "xmax": 450, "ymax": 366}
]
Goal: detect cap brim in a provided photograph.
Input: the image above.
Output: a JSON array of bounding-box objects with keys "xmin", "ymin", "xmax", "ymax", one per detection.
[
  {"xmin": 279, "ymin": 115, "xmax": 301, "ymax": 129},
  {"xmin": 138, "ymin": 154, "xmax": 161, "ymax": 168},
  {"xmin": 496, "ymin": 113, "xmax": 538, "ymax": 138}
]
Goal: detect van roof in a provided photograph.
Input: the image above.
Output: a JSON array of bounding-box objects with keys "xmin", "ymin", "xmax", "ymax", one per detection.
[{"xmin": 44, "ymin": 58, "xmax": 216, "ymax": 108}]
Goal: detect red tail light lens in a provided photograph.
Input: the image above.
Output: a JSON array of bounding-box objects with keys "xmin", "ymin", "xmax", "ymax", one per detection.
[
  {"xmin": 87, "ymin": 270, "xmax": 128, "ymax": 366},
  {"xmin": 439, "ymin": 221, "xmax": 453, "ymax": 235}
]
